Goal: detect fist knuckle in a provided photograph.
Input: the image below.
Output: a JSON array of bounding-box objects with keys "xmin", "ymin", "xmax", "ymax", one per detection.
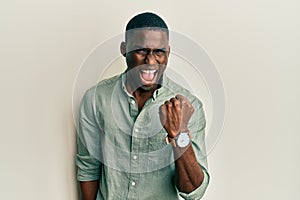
[{"xmin": 173, "ymin": 100, "xmax": 180, "ymax": 106}]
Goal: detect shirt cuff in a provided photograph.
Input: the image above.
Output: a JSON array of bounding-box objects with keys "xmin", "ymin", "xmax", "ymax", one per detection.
[
  {"xmin": 76, "ymin": 155, "xmax": 101, "ymax": 182},
  {"xmin": 177, "ymin": 167, "xmax": 210, "ymax": 200}
]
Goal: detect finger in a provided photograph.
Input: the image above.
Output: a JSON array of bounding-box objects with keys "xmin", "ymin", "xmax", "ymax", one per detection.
[
  {"xmin": 159, "ymin": 104, "xmax": 166, "ymax": 113},
  {"xmin": 169, "ymin": 97, "xmax": 177, "ymax": 102},
  {"xmin": 164, "ymin": 101, "xmax": 172, "ymax": 108},
  {"xmin": 176, "ymin": 94, "xmax": 189, "ymax": 105},
  {"xmin": 162, "ymin": 101, "xmax": 172, "ymax": 119},
  {"xmin": 170, "ymin": 97, "xmax": 181, "ymax": 108},
  {"xmin": 175, "ymin": 94, "xmax": 185, "ymax": 101},
  {"xmin": 175, "ymin": 94, "xmax": 185, "ymax": 105},
  {"xmin": 169, "ymin": 98, "xmax": 182, "ymax": 123}
]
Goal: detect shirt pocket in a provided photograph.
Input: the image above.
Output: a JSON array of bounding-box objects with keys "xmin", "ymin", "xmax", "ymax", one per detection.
[{"xmin": 148, "ymin": 129, "xmax": 167, "ymax": 151}]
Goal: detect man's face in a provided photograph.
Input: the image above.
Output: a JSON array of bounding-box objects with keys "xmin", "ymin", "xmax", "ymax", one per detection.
[{"xmin": 122, "ymin": 29, "xmax": 170, "ymax": 91}]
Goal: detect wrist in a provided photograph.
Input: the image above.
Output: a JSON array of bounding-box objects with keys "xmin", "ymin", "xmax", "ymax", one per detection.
[
  {"xmin": 167, "ymin": 127, "xmax": 188, "ymax": 138},
  {"xmin": 180, "ymin": 126, "xmax": 189, "ymax": 132},
  {"xmin": 166, "ymin": 131, "xmax": 192, "ymax": 148}
]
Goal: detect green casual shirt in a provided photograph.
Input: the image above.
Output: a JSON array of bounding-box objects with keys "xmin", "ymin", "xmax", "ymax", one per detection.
[{"xmin": 76, "ymin": 73, "xmax": 210, "ymax": 200}]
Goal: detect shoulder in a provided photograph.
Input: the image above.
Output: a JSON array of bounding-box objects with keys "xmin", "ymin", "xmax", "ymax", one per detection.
[
  {"xmin": 84, "ymin": 74, "xmax": 121, "ymax": 97},
  {"xmin": 97, "ymin": 74, "xmax": 121, "ymax": 87}
]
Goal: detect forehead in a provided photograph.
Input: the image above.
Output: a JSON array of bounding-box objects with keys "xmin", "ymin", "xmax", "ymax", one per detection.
[{"xmin": 126, "ymin": 29, "xmax": 169, "ymax": 48}]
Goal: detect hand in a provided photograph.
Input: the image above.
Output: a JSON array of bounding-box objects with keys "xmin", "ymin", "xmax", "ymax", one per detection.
[{"xmin": 159, "ymin": 94, "xmax": 194, "ymax": 138}]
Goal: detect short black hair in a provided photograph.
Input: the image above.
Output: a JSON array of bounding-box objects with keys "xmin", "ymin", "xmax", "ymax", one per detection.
[
  {"xmin": 125, "ymin": 12, "xmax": 169, "ymax": 40},
  {"xmin": 126, "ymin": 12, "xmax": 168, "ymax": 31}
]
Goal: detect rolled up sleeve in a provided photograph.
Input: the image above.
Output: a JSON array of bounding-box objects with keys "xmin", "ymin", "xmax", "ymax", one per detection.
[
  {"xmin": 76, "ymin": 138, "xmax": 101, "ymax": 181},
  {"xmin": 177, "ymin": 167, "xmax": 210, "ymax": 200},
  {"xmin": 76, "ymin": 87, "xmax": 102, "ymax": 182}
]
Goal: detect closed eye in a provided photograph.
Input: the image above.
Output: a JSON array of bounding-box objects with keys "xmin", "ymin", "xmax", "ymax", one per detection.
[
  {"xmin": 135, "ymin": 48, "xmax": 149, "ymax": 54},
  {"xmin": 132, "ymin": 48, "xmax": 167, "ymax": 57},
  {"xmin": 153, "ymin": 49, "xmax": 166, "ymax": 55}
]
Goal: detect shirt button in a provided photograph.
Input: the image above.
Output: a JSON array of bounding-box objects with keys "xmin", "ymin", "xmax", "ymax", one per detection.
[
  {"xmin": 133, "ymin": 155, "xmax": 137, "ymax": 160},
  {"xmin": 135, "ymin": 128, "xmax": 139, "ymax": 133},
  {"xmin": 131, "ymin": 99, "xmax": 135, "ymax": 104},
  {"xmin": 131, "ymin": 181, "xmax": 136, "ymax": 186}
]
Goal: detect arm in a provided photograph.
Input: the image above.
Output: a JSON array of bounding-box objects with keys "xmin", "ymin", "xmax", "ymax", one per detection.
[
  {"xmin": 76, "ymin": 88, "xmax": 102, "ymax": 199},
  {"xmin": 173, "ymin": 144, "xmax": 204, "ymax": 193},
  {"xmin": 159, "ymin": 94, "xmax": 206, "ymax": 193},
  {"xmin": 80, "ymin": 180, "xmax": 99, "ymax": 200}
]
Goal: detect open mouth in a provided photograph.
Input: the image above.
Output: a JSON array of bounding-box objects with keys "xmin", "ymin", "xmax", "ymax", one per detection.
[{"xmin": 139, "ymin": 69, "xmax": 158, "ymax": 83}]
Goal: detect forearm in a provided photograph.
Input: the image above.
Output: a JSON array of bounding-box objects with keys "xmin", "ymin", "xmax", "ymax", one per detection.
[
  {"xmin": 80, "ymin": 180, "xmax": 99, "ymax": 200},
  {"xmin": 159, "ymin": 94, "xmax": 205, "ymax": 193},
  {"xmin": 174, "ymin": 144, "xmax": 204, "ymax": 193}
]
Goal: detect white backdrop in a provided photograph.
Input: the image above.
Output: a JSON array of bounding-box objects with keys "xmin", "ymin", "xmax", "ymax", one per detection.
[{"xmin": 1, "ymin": 0, "xmax": 299, "ymax": 199}]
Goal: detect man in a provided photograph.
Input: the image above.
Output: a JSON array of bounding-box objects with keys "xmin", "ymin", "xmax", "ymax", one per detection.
[{"xmin": 76, "ymin": 12, "xmax": 209, "ymax": 200}]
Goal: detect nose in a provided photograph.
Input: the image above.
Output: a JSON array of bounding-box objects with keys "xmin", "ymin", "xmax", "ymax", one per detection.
[{"xmin": 145, "ymin": 52, "xmax": 157, "ymax": 65}]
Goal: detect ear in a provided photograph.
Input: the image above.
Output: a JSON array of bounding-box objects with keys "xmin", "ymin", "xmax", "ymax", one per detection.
[
  {"xmin": 120, "ymin": 41, "xmax": 126, "ymax": 57},
  {"xmin": 166, "ymin": 45, "xmax": 171, "ymax": 57}
]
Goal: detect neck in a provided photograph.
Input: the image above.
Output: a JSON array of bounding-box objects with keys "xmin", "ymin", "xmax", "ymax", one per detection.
[
  {"xmin": 134, "ymin": 88, "xmax": 156, "ymax": 111},
  {"xmin": 125, "ymin": 81, "xmax": 159, "ymax": 111}
]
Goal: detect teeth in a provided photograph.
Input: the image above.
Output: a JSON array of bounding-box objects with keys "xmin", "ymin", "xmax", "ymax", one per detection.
[{"xmin": 141, "ymin": 70, "xmax": 157, "ymax": 74}]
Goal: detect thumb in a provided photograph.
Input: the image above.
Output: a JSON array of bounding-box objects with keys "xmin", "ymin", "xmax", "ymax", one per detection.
[{"xmin": 159, "ymin": 104, "xmax": 167, "ymax": 126}]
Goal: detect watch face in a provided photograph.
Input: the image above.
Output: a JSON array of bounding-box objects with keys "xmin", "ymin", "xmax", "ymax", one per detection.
[{"xmin": 177, "ymin": 132, "xmax": 190, "ymax": 148}]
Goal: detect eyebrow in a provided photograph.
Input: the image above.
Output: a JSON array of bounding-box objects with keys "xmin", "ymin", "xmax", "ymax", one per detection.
[{"xmin": 132, "ymin": 46, "xmax": 167, "ymax": 50}]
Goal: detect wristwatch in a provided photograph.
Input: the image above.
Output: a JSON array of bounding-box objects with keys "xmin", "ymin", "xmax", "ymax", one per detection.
[
  {"xmin": 166, "ymin": 131, "xmax": 191, "ymax": 148},
  {"xmin": 175, "ymin": 132, "xmax": 191, "ymax": 148}
]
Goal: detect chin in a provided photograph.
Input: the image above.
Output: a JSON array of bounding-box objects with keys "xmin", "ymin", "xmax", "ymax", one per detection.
[{"xmin": 139, "ymin": 84, "xmax": 155, "ymax": 91}]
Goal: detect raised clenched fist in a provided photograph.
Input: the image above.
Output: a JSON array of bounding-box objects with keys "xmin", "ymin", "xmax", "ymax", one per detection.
[{"xmin": 159, "ymin": 94, "xmax": 194, "ymax": 138}]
